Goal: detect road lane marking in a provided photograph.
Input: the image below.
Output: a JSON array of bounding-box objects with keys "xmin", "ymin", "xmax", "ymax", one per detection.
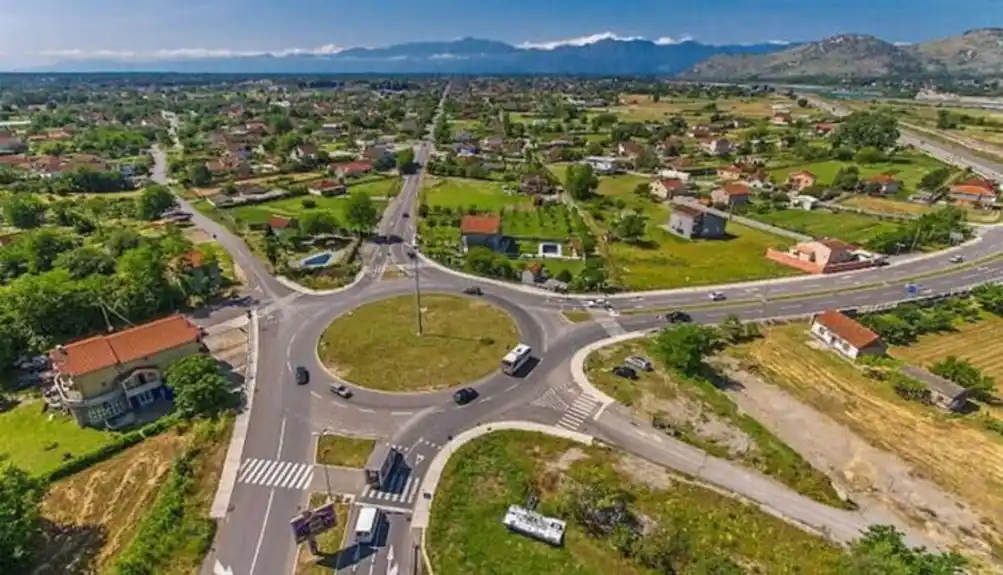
[
  {"xmin": 248, "ymin": 489, "xmax": 275, "ymax": 575},
  {"xmin": 310, "ymin": 391, "xmax": 323, "ymax": 400},
  {"xmin": 277, "ymin": 416, "xmax": 287, "ymax": 458},
  {"xmin": 391, "ymin": 411, "xmax": 414, "ymax": 416},
  {"xmin": 358, "ymin": 408, "xmax": 375, "ymax": 413}
]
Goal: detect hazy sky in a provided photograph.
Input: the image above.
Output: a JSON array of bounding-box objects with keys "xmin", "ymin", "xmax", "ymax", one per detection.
[{"xmin": 0, "ymin": 0, "xmax": 999, "ymax": 67}]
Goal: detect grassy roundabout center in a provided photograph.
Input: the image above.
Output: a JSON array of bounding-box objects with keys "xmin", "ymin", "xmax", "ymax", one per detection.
[{"xmin": 318, "ymin": 294, "xmax": 520, "ymax": 392}]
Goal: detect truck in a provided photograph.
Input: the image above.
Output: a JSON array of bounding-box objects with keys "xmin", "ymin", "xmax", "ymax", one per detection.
[{"xmin": 363, "ymin": 443, "xmax": 400, "ymax": 489}]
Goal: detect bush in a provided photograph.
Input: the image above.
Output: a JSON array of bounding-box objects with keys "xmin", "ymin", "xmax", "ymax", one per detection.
[{"xmin": 301, "ymin": 198, "xmax": 317, "ymax": 209}]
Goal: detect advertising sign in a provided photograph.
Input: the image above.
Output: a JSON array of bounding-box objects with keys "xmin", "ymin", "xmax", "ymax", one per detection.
[{"xmin": 290, "ymin": 502, "xmax": 337, "ymax": 544}]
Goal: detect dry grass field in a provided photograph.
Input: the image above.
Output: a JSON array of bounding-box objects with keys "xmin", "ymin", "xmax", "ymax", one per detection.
[
  {"xmin": 729, "ymin": 324, "xmax": 1003, "ymax": 548},
  {"xmin": 614, "ymin": 94, "xmax": 789, "ymax": 122}
]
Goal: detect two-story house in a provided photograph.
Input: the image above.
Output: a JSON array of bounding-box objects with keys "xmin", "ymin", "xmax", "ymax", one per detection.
[
  {"xmin": 460, "ymin": 214, "xmax": 505, "ymax": 253},
  {"xmin": 667, "ymin": 205, "xmax": 726, "ymax": 239},
  {"xmin": 711, "ymin": 182, "xmax": 752, "ymax": 207},
  {"xmin": 48, "ymin": 315, "xmax": 203, "ymax": 429}
]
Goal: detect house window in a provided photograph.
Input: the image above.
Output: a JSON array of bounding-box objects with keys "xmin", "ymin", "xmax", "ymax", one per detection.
[
  {"xmin": 136, "ymin": 390, "xmax": 155, "ymax": 406},
  {"xmin": 88, "ymin": 399, "xmax": 125, "ymax": 424}
]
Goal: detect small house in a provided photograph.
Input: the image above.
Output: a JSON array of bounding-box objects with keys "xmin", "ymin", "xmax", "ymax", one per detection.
[
  {"xmin": 268, "ymin": 215, "xmax": 297, "ymax": 233},
  {"xmin": 335, "ymin": 161, "xmax": 374, "ymax": 178},
  {"xmin": 617, "ymin": 141, "xmax": 644, "ymax": 159},
  {"xmin": 771, "ymin": 113, "xmax": 792, "ymax": 126},
  {"xmin": 651, "ymin": 177, "xmax": 687, "ymax": 200},
  {"xmin": 711, "ymin": 182, "xmax": 752, "ymax": 207},
  {"xmin": 809, "ymin": 309, "xmax": 885, "ymax": 361},
  {"xmin": 460, "ymin": 214, "xmax": 504, "ymax": 253},
  {"xmin": 309, "ymin": 180, "xmax": 347, "ymax": 197},
  {"xmin": 949, "ymin": 179, "xmax": 998, "ymax": 206},
  {"xmin": 667, "ymin": 205, "xmax": 726, "ymax": 240},
  {"xmin": 786, "ymin": 170, "xmax": 818, "ymax": 192},
  {"xmin": 700, "ymin": 138, "xmax": 732, "ymax": 156},
  {"xmin": 869, "ymin": 174, "xmax": 901, "ymax": 195},
  {"xmin": 899, "ymin": 366, "xmax": 972, "ymax": 412}
]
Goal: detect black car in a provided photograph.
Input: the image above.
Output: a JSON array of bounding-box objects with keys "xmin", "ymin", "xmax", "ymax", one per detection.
[
  {"xmin": 294, "ymin": 366, "xmax": 310, "ymax": 385},
  {"xmin": 453, "ymin": 387, "xmax": 478, "ymax": 405},
  {"xmin": 402, "ymin": 212, "xmax": 410, "ymax": 218},
  {"xmin": 612, "ymin": 366, "xmax": 638, "ymax": 380},
  {"xmin": 665, "ymin": 311, "xmax": 692, "ymax": 323},
  {"xmin": 462, "ymin": 286, "xmax": 483, "ymax": 296}
]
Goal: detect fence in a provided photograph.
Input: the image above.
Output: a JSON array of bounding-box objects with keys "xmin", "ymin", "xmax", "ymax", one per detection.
[{"xmin": 670, "ymin": 198, "xmax": 812, "ymax": 242}]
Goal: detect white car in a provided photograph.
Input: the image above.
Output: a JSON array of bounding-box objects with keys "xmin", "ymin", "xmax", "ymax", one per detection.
[
  {"xmin": 708, "ymin": 291, "xmax": 726, "ymax": 301},
  {"xmin": 949, "ymin": 255, "xmax": 964, "ymax": 264}
]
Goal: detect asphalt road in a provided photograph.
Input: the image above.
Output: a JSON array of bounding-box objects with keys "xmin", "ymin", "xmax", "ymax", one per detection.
[{"xmin": 170, "ymin": 90, "xmax": 1003, "ymax": 575}]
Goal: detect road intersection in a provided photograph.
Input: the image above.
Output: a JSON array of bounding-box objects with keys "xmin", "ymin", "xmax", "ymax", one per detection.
[{"xmin": 147, "ymin": 100, "xmax": 1003, "ymax": 575}]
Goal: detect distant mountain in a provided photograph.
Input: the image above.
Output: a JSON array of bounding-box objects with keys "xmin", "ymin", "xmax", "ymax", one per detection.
[
  {"xmin": 683, "ymin": 29, "xmax": 1003, "ymax": 80},
  {"xmin": 21, "ymin": 37, "xmax": 789, "ymax": 75}
]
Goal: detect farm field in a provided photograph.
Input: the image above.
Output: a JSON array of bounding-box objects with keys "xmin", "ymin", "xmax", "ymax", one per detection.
[
  {"xmin": 838, "ymin": 195, "xmax": 933, "ymax": 216},
  {"xmin": 0, "ymin": 400, "xmax": 120, "ymax": 475},
  {"xmin": 426, "ymin": 430, "xmax": 844, "ymax": 575},
  {"xmin": 422, "ymin": 177, "xmax": 529, "ymax": 211},
  {"xmin": 503, "ymin": 204, "xmax": 577, "ymax": 240},
  {"xmin": 228, "ymin": 194, "xmax": 388, "ymax": 227},
  {"xmin": 728, "ymin": 324, "xmax": 1003, "ymax": 547},
  {"xmin": 750, "ymin": 208, "xmax": 901, "ymax": 244},
  {"xmin": 769, "ymin": 150, "xmax": 954, "ymax": 191},
  {"xmin": 891, "ymin": 314, "xmax": 1003, "ymax": 396},
  {"xmin": 612, "ymin": 94, "xmax": 798, "ymax": 123},
  {"xmin": 607, "ymin": 222, "xmax": 802, "ymax": 291}
]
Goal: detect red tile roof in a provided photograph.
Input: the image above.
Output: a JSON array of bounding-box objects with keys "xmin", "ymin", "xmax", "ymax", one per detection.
[
  {"xmin": 182, "ymin": 249, "xmax": 205, "ymax": 267},
  {"xmin": 269, "ymin": 215, "xmax": 293, "ymax": 230},
  {"xmin": 956, "ymin": 177, "xmax": 996, "ymax": 192},
  {"xmin": 789, "ymin": 170, "xmax": 817, "ymax": 179},
  {"xmin": 460, "ymin": 214, "xmax": 501, "ymax": 235},
  {"xmin": 336, "ymin": 161, "xmax": 374, "ymax": 175},
  {"xmin": 721, "ymin": 182, "xmax": 752, "ymax": 196},
  {"xmin": 657, "ymin": 178, "xmax": 685, "ymax": 191},
  {"xmin": 817, "ymin": 238, "xmax": 857, "ymax": 251},
  {"xmin": 672, "ymin": 204, "xmax": 704, "ymax": 218},
  {"xmin": 870, "ymin": 174, "xmax": 900, "ymax": 184},
  {"xmin": 951, "ymin": 184, "xmax": 997, "ymax": 196},
  {"xmin": 50, "ymin": 315, "xmax": 200, "ymax": 376},
  {"xmin": 813, "ymin": 309, "xmax": 881, "ymax": 349}
]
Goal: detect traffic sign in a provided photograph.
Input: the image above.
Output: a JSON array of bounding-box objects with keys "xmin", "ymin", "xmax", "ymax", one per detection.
[
  {"xmin": 291, "ymin": 502, "xmax": 338, "ymax": 544},
  {"xmin": 905, "ymin": 283, "xmax": 918, "ymax": 296}
]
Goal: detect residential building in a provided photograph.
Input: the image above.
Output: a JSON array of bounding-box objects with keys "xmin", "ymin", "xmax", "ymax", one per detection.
[
  {"xmin": 771, "ymin": 113, "xmax": 792, "ymax": 126},
  {"xmin": 869, "ymin": 174, "xmax": 901, "ymax": 195},
  {"xmin": 667, "ymin": 205, "xmax": 726, "ymax": 239},
  {"xmin": 0, "ymin": 133, "xmax": 25, "ymax": 155},
  {"xmin": 658, "ymin": 168, "xmax": 691, "ymax": 183},
  {"xmin": 177, "ymin": 249, "xmax": 222, "ymax": 292},
  {"xmin": 289, "ymin": 144, "xmax": 319, "ymax": 162},
  {"xmin": 747, "ymin": 170, "xmax": 773, "ymax": 189},
  {"xmin": 48, "ymin": 315, "xmax": 203, "ymax": 428},
  {"xmin": 786, "ymin": 170, "xmax": 818, "ymax": 192},
  {"xmin": 460, "ymin": 214, "xmax": 505, "ymax": 253},
  {"xmin": 717, "ymin": 163, "xmax": 748, "ymax": 181},
  {"xmin": 617, "ymin": 141, "xmax": 644, "ymax": 159},
  {"xmin": 766, "ymin": 238, "xmax": 881, "ymax": 274},
  {"xmin": 700, "ymin": 138, "xmax": 732, "ymax": 156},
  {"xmin": 949, "ymin": 179, "xmax": 998, "ymax": 206},
  {"xmin": 268, "ymin": 215, "xmax": 297, "ymax": 233},
  {"xmin": 899, "ymin": 366, "xmax": 973, "ymax": 412},
  {"xmin": 814, "ymin": 123, "xmax": 838, "ymax": 136},
  {"xmin": 809, "ymin": 309, "xmax": 885, "ymax": 361},
  {"xmin": 790, "ymin": 195, "xmax": 820, "ymax": 210},
  {"xmin": 711, "ymin": 182, "xmax": 752, "ymax": 207},
  {"xmin": 309, "ymin": 180, "xmax": 347, "ymax": 197},
  {"xmin": 651, "ymin": 177, "xmax": 687, "ymax": 200},
  {"xmin": 335, "ymin": 161, "xmax": 374, "ymax": 178}
]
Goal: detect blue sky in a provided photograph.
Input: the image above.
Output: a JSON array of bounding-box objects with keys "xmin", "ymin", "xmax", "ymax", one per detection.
[{"xmin": 0, "ymin": 0, "xmax": 999, "ymax": 66}]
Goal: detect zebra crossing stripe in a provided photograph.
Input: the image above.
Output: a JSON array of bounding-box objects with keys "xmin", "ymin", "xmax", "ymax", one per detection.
[{"xmin": 273, "ymin": 463, "xmax": 298, "ymax": 487}]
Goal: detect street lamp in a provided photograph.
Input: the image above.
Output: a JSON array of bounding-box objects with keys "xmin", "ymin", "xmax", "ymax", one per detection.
[
  {"xmin": 408, "ymin": 247, "xmax": 424, "ymax": 336},
  {"xmin": 313, "ymin": 428, "xmax": 334, "ymax": 499}
]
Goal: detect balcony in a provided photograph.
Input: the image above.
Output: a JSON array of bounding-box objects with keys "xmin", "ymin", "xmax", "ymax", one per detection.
[
  {"xmin": 55, "ymin": 376, "xmax": 126, "ymax": 408},
  {"xmin": 121, "ymin": 370, "xmax": 164, "ymax": 398}
]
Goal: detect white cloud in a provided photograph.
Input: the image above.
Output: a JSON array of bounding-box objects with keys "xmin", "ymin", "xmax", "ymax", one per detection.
[
  {"xmin": 653, "ymin": 36, "xmax": 694, "ymax": 45},
  {"xmin": 517, "ymin": 31, "xmax": 649, "ymax": 50},
  {"xmin": 893, "ymin": 41, "xmax": 913, "ymax": 46},
  {"xmin": 41, "ymin": 44, "xmax": 345, "ymax": 60}
]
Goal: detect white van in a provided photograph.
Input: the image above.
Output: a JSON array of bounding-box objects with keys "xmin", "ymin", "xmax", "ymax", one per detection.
[{"xmin": 354, "ymin": 506, "xmax": 381, "ymax": 545}]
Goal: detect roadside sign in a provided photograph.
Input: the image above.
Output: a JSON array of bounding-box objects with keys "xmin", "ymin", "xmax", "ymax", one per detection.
[
  {"xmin": 290, "ymin": 502, "xmax": 337, "ymax": 544},
  {"xmin": 905, "ymin": 283, "xmax": 918, "ymax": 296}
]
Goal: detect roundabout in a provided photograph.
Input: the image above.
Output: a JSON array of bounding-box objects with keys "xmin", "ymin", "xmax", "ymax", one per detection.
[{"xmin": 317, "ymin": 293, "xmax": 520, "ymax": 393}]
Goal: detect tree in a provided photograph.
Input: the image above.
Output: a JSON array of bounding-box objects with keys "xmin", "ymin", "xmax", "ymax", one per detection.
[
  {"xmin": 185, "ymin": 163, "xmax": 212, "ymax": 188},
  {"xmin": 931, "ymin": 356, "xmax": 996, "ymax": 400},
  {"xmin": 565, "ymin": 164, "xmax": 598, "ymax": 201},
  {"xmin": 840, "ymin": 525, "xmax": 966, "ymax": 574},
  {"xmin": 832, "ymin": 111, "xmax": 900, "ymax": 151},
  {"xmin": 0, "ymin": 463, "xmax": 47, "ymax": 575},
  {"xmin": 464, "ymin": 247, "xmax": 513, "ymax": 279},
  {"xmin": 135, "ymin": 184, "xmax": 176, "ymax": 221},
  {"xmin": 298, "ymin": 210, "xmax": 339, "ymax": 236},
  {"xmin": 1, "ymin": 194, "xmax": 46, "ymax": 229},
  {"xmin": 832, "ymin": 166, "xmax": 860, "ymax": 191},
  {"xmin": 974, "ymin": 283, "xmax": 1003, "ymax": 316},
  {"xmin": 571, "ymin": 259, "xmax": 608, "ymax": 292},
  {"xmin": 919, "ymin": 168, "xmax": 951, "ymax": 191},
  {"xmin": 653, "ymin": 324, "xmax": 720, "ymax": 375},
  {"xmin": 344, "ymin": 192, "xmax": 380, "ymax": 237},
  {"xmin": 165, "ymin": 354, "xmax": 234, "ymax": 418},
  {"xmin": 396, "ymin": 148, "xmax": 416, "ymax": 174},
  {"xmin": 855, "ymin": 146, "xmax": 885, "ymax": 164},
  {"xmin": 614, "ymin": 212, "xmax": 646, "ymax": 243}
]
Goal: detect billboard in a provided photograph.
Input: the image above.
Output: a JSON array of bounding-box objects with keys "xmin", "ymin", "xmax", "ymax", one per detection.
[{"xmin": 290, "ymin": 502, "xmax": 337, "ymax": 544}]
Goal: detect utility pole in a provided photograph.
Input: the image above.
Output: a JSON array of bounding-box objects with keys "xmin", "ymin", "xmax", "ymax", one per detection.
[{"xmin": 410, "ymin": 248, "xmax": 423, "ymax": 336}]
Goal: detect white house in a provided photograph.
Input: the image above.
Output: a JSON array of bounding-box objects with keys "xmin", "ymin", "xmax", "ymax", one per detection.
[
  {"xmin": 809, "ymin": 309, "xmax": 886, "ymax": 361},
  {"xmin": 658, "ymin": 168, "xmax": 691, "ymax": 183}
]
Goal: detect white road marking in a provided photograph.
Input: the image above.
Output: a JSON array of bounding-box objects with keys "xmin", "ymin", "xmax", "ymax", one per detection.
[
  {"xmin": 391, "ymin": 411, "xmax": 414, "ymax": 416},
  {"xmin": 358, "ymin": 408, "xmax": 375, "ymax": 414},
  {"xmin": 248, "ymin": 489, "xmax": 275, "ymax": 575},
  {"xmin": 277, "ymin": 416, "xmax": 287, "ymax": 458},
  {"xmin": 310, "ymin": 391, "xmax": 323, "ymax": 400}
]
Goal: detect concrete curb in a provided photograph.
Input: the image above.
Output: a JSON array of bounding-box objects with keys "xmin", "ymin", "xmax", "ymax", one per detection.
[
  {"xmin": 412, "ymin": 421, "xmax": 593, "ymax": 530},
  {"xmin": 570, "ymin": 331, "xmax": 651, "ymax": 419},
  {"xmin": 210, "ymin": 310, "xmax": 259, "ymax": 519},
  {"xmin": 274, "ymin": 271, "xmax": 366, "ymax": 297}
]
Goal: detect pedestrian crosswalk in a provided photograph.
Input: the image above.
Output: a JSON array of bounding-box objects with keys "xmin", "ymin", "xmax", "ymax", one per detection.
[
  {"xmin": 589, "ymin": 308, "xmax": 626, "ymax": 336},
  {"xmin": 237, "ymin": 458, "xmax": 314, "ymax": 491},
  {"xmin": 557, "ymin": 395, "xmax": 600, "ymax": 431},
  {"xmin": 359, "ymin": 471, "xmax": 422, "ymax": 505},
  {"xmin": 531, "ymin": 388, "xmax": 570, "ymax": 412}
]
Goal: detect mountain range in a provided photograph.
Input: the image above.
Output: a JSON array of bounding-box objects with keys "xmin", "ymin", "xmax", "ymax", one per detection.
[
  {"xmin": 683, "ymin": 28, "xmax": 1003, "ymax": 80},
  {"xmin": 20, "ymin": 28, "xmax": 1003, "ymax": 79}
]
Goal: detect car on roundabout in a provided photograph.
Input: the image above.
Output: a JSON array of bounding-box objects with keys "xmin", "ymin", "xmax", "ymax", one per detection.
[
  {"xmin": 708, "ymin": 291, "xmax": 726, "ymax": 301},
  {"xmin": 462, "ymin": 286, "xmax": 483, "ymax": 296},
  {"xmin": 330, "ymin": 383, "xmax": 353, "ymax": 398},
  {"xmin": 294, "ymin": 366, "xmax": 310, "ymax": 385},
  {"xmin": 949, "ymin": 255, "xmax": 964, "ymax": 264},
  {"xmin": 452, "ymin": 387, "xmax": 478, "ymax": 405}
]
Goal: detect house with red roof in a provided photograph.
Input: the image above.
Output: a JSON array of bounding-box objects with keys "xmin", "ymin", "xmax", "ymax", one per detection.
[
  {"xmin": 48, "ymin": 315, "xmax": 203, "ymax": 428},
  {"xmin": 786, "ymin": 170, "xmax": 818, "ymax": 192},
  {"xmin": 650, "ymin": 177, "xmax": 688, "ymax": 200},
  {"xmin": 711, "ymin": 182, "xmax": 752, "ymax": 207},
  {"xmin": 949, "ymin": 178, "xmax": 998, "ymax": 206},
  {"xmin": 869, "ymin": 174, "xmax": 901, "ymax": 195},
  {"xmin": 334, "ymin": 161, "xmax": 374, "ymax": 178},
  {"xmin": 460, "ymin": 214, "xmax": 505, "ymax": 253},
  {"xmin": 809, "ymin": 309, "xmax": 885, "ymax": 361}
]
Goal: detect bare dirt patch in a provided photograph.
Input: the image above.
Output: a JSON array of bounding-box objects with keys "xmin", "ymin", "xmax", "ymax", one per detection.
[
  {"xmin": 615, "ymin": 453, "xmax": 676, "ymax": 491},
  {"xmin": 183, "ymin": 228, "xmax": 213, "ymax": 244},
  {"xmin": 545, "ymin": 447, "xmax": 589, "ymax": 474}
]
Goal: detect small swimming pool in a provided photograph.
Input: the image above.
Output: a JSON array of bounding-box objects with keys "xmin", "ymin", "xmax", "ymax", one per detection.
[{"xmin": 300, "ymin": 252, "xmax": 334, "ymax": 268}]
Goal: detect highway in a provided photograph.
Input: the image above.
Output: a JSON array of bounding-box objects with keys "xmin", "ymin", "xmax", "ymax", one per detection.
[{"xmin": 147, "ymin": 88, "xmax": 1003, "ymax": 575}]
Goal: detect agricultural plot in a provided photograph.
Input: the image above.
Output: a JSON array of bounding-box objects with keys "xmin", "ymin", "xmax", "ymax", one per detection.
[
  {"xmin": 837, "ymin": 195, "xmax": 933, "ymax": 217},
  {"xmin": 750, "ymin": 208, "xmax": 901, "ymax": 245},
  {"xmin": 613, "ymin": 94, "xmax": 795, "ymax": 122},
  {"xmin": 422, "ymin": 177, "xmax": 530, "ymax": 211},
  {"xmin": 729, "ymin": 324, "xmax": 1003, "ymax": 547},
  {"xmin": 228, "ymin": 194, "xmax": 387, "ymax": 227},
  {"xmin": 891, "ymin": 314, "xmax": 1003, "ymax": 396},
  {"xmin": 769, "ymin": 150, "xmax": 954, "ymax": 192},
  {"xmin": 502, "ymin": 204, "xmax": 577, "ymax": 240}
]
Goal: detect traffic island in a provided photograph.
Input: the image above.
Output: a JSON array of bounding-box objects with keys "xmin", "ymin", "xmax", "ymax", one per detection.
[
  {"xmin": 316, "ymin": 434, "xmax": 376, "ymax": 468},
  {"xmin": 318, "ymin": 294, "xmax": 519, "ymax": 392}
]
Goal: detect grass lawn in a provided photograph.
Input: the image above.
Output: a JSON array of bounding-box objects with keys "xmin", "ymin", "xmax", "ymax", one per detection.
[
  {"xmin": 34, "ymin": 417, "xmax": 230, "ymax": 575},
  {"xmin": 769, "ymin": 150, "xmax": 954, "ymax": 191},
  {"xmin": 228, "ymin": 194, "xmax": 387, "ymax": 227},
  {"xmin": 728, "ymin": 324, "xmax": 1003, "ymax": 545},
  {"xmin": 838, "ymin": 195, "xmax": 934, "ymax": 216},
  {"xmin": 0, "ymin": 401, "xmax": 120, "ymax": 475},
  {"xmin": 607, "ymin": 222, "xmax": 802, "ymax": 291},
  {"xmin": 345, "ymin": 175, "xmax": 400, "ymax": 198},
  {"xmin": 586, "ymin": 340, "xmax": 846, "ymax": 508},
  {"xmin": 318, "ymin": 294, "xmax": 519, "ymax": 392},
  {"xmin": 427, "ymin": 430, "xmax": 844, "ymax": 575},
  {"xmin": 315, "ymin": 434, "xmax": 376, "ymax": 468},
  {"xmin": 423, "ymin": 177, "xmax": 528, "ymax": 211},
  {"xmin": 503, "ymin": 204, "xmax": 577, "ymax": 240},
  {"xmin": 295, "ymin": 494, "xmax": 350, "ymax": 575},
  {"xmin": 750, "ymin": 208, "xmax": 902, "ymax": 244},
  {"xmin": 562, "ymin": 310, "xmax": 593, "ymax": 323}
]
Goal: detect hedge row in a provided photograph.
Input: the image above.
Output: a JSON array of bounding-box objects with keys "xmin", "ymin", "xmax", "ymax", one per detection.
[{"xmin": 41, "ymin": 414, "xmax": 182, "ymax": 483}]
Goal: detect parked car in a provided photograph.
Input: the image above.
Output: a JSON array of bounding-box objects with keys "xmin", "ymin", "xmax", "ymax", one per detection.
[
  {"xmin": 462, "ymin": 286, "xmax": 483, "ymax": 296},
  {"xmin": 708, "ymin": 291, "xmax": 726, "ymax": 301},
  {"xmin": 949, "ymin": 255, "xmax": 964, "ymax": 264},
  {"xmin": 402, "ymin": 212, "xmax": 410, "ymax": 218},
  {"xmin": 453, "ymin": 387, "xmax": 478, "ymax": 405},
  {"xmin": 294, "ymin": 366, "xmax": 310, "ymax": 385},
  {"xmin": 612, "ymin": 366, "xmax": 638, "ymax": 379},
  {"xmin": 330, "ymin": 384, "xmax": 353, "ymax": 398},
  {"xmin": 624, "ymin": 356, "xmax": 653, "ymax": 372},
  {"xmin": 664, "ymin": 311, "xmax": 692, "ymax": 323}
]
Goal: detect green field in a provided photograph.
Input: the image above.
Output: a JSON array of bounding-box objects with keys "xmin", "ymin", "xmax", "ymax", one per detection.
[
  {"xmin": 503, "ymin": 204, "xmax": 577, "ymax": 239},
  {"xmin": 229, "ymin": 194, "xmax": 388, "ymax": 227},
  {"xmin": 0, "ymin": 401, "xmax": 120, "ymax": 475},
  {"xmin": 423, "ymin": 177, "xmax": 529, "ymax": 211},
  {"xmin": 427, "ymin": 430, "xmax": 844, "ymax": 575},
  {"xmin": 769, "ymin": 150, "xmax": 954, "ymax": 192},
  {"xmin": 315, "ymin": 434, "xmax": 376, "ymax": 468},
  {"xmin": 751, "ymin": 208, "xmax": 902, "ymax": 244},
  {"xmin": 608, "ymin": 222, "xmax": 802, "ymax": 291}
]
